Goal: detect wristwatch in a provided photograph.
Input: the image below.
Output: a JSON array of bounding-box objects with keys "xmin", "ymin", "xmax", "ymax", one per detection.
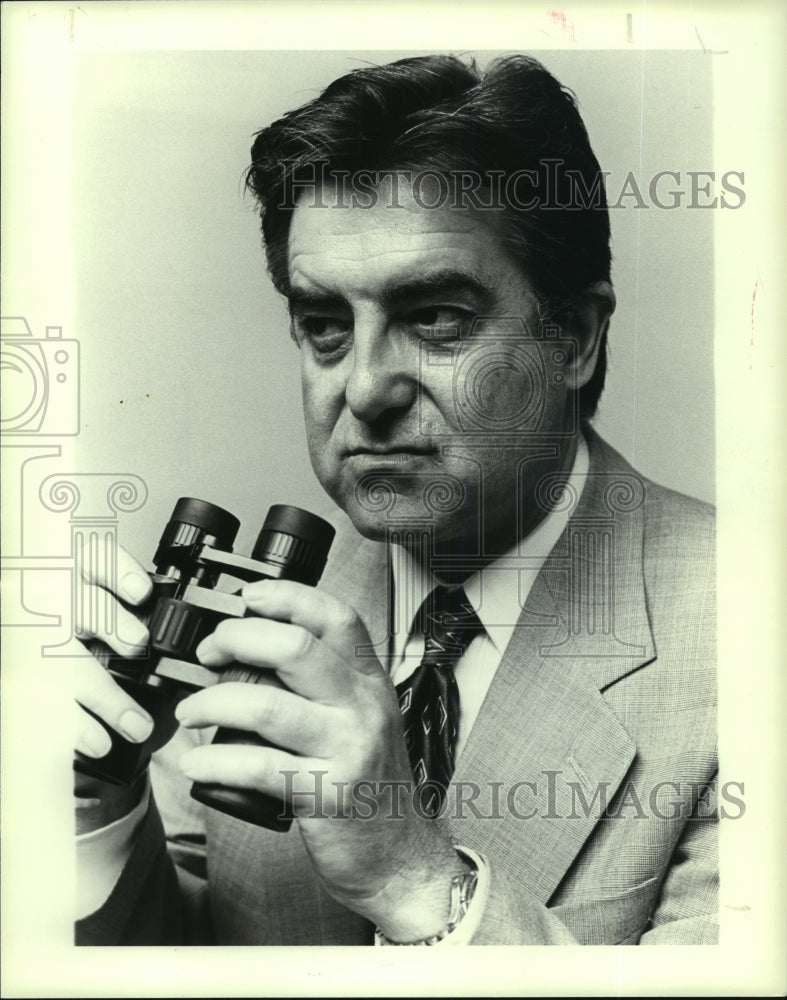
[{"xmin": 374, "ymin": 855, "xmax": 479, "ymax": 946}]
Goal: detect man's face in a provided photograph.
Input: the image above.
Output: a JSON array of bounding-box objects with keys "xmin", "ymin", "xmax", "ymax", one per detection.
[{"xmin": 287, "ymin": 181, "xmax": 580, "ymax": 558}]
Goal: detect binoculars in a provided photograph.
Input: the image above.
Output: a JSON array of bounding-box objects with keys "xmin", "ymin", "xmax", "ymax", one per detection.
[{"xmin": 74, "ymin": 498, "xmax": 335, "ymax": 831}]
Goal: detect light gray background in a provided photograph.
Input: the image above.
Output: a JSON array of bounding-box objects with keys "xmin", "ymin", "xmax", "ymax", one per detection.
[{"xmin": 73, "ymin": 49, "xmax": 714, "ymax": 557}]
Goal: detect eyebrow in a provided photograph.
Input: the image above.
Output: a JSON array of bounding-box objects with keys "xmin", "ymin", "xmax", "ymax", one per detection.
[{"xmin": 287, "ymin": 269, "xmax": 495, "ymax": 314}]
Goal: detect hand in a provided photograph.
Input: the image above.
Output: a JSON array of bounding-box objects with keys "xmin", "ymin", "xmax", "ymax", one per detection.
[
  {"xmin": 175, "ymin": 578, "xmax": 467, "ymax": 941},
  {"xmin": 73, "ymin": 542, "xmax": 156, "ymax": 832}
]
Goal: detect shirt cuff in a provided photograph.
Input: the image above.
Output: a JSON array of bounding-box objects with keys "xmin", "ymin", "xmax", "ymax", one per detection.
[
  {"xmin": 374, "ymin": 844, "xmax": 490, "ymax": 946},
  {"xmin": 75, "ymin": 780, "xmax": 151, "ymax": 919}
]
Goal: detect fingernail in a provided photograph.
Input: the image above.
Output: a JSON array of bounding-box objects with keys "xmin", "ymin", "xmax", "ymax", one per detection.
[
  {"xmin": 174, "ymin": 699, "xmax": 192, "ymax": 724},
  {"xmin": 118, "ymin": 710, "xmax": 153, "ymax": 743},
  {"xmin": 79, "ymin": 729, "xmax": 111, "ymax": 758},
  {"xmin": 120, "ymin": 616, "xmax": 149, "ymax": 647},
  {"xmin": 120, "ymin": 572, "xmax": 151, "ymax": 604},
  {"xmin": 196, "ymin": 635, "xmax": 220, "ymax": 666}
]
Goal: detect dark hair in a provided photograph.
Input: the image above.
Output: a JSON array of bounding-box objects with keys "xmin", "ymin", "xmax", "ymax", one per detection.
[{"xmin": 246, "ymin": 54, "xmax": 612, "ymax": 419}]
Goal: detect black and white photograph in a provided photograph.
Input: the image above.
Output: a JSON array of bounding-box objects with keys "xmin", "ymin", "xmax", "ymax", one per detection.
[{"xmin": 1, "ymin": 2, "xmax": 784, "ymax": 996}]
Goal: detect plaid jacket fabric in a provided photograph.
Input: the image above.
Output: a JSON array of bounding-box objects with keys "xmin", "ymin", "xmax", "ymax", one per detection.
[{"xmin": 77, "ymin": 429, "xmax": 717, "ymax": 945}]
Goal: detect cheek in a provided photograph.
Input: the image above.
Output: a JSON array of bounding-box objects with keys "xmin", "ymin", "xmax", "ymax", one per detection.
[
  {"xmin": 451, "ymin": 344, "xmax": 569, "ymax": 434},
  {"xmin": 300, "ymin": 365, "xmax": 345, "ymax": 475},
  {"xmin": 415, "ymin": 364, "xmax": 461, "ymax": 433},
  {"xmin": 300, "ymin": 359, "xmax": 335, "ymax": 433}
]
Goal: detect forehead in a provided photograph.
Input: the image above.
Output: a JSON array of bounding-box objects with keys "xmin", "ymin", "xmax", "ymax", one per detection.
[{"xmin": 287, "ymin": 179, "xmax": 515, "ymax": 297}]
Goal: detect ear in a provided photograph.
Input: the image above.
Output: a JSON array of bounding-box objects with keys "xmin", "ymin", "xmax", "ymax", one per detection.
[{"xmin": 562, "ymin": 281, "xmax": 616, "ymax": 390}]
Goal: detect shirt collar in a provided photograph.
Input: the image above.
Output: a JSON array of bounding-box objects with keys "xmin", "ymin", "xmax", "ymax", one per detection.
[{"xmin": 389, "ymin": 435, "xmax": 589, "ymax": 661}]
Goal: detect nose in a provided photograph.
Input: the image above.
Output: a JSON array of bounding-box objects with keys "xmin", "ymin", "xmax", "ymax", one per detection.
[{"xmin": 345, "ymin": 325, "xmax": 418, "ymax": 424}]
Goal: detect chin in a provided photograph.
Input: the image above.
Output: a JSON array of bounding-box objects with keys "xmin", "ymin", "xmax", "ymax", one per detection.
[
  {"xmin": 341, "ymin": 504, "xmax": 395, "ymax": 542},
  {"xmin": 327, "ymin": 470, "xmax": 470, "ymax": 544},
  {"xmin": 317, "ymin": 477, "xmax": 388, "ymax": 541},
  {"xmin": 346, "ymin": 503, "xmax": 473, "ymax": 555}
]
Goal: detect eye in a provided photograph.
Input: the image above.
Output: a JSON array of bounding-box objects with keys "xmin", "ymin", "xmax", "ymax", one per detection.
[
  {"xmin": 292, "ymin": 315, "xmax": 352, "ymax": 358},
  {"xmin": 408, "ymin": 306, "xmax": 472, "ymax": 342}
]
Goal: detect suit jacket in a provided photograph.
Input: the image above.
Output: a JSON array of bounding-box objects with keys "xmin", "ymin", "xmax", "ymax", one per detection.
[{"xmin": 77, "ymin": 429, "xmax": 717, "ymax": 945}]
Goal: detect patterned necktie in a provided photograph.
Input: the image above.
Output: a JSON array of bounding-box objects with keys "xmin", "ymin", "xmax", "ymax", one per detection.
[{"xmin": 395, "ymin": 585, "xmax": 484, "ymax": 817}]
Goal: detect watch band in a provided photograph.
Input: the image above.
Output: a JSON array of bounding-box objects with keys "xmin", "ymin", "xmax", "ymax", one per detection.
[{"xmin": 374, "ymin": 854, "xmax": 479, "ymax": 946}]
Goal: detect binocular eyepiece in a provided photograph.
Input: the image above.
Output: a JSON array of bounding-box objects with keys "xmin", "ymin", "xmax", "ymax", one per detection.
[{"xmin": 75, "ymin": 498, "xmax": 335, "ymax": 831}]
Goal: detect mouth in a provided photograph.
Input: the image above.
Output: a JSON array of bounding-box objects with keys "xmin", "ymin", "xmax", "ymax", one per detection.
[
  {"xmin": 345, "ymin": 445, "xmax": 434, "ymax": 457},
  {"xmin": 343, "ymin": 445, "xmax": 437, "ymax": 467}
]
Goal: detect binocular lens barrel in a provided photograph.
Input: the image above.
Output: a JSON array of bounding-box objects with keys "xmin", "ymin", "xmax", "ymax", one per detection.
[
  {"xmin": 171, "ymin": 497, "xmax": 242, "ymax": 549},
  {"xmin": 251, "ymin": 504, "xmax": 335, "ymax": 587},
  {"xmin": 153, "ymin": 499, "xmax": 240, "ymax": 582}
]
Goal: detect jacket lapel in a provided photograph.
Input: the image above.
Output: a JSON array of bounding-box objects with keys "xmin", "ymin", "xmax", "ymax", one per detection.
[{"xmin": 447, "ymin": 432, "xmax": 656, "ymax": 903}]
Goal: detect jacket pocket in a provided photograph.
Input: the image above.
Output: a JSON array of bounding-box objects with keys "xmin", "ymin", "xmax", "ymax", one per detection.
[{"xmin": 548, "ymin": 877, "xmax": 660, "ymax": 945}]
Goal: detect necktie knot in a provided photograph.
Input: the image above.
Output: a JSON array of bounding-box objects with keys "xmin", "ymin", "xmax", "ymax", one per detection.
[{"xmin": 419, "ymin": 585, "xmax": 483, "ymax": 664}]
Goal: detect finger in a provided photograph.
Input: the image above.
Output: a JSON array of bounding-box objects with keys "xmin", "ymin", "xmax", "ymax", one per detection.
[
  {"xmin": 74, "ymin": 657, "xmax": 154, "ymax": 747},
  {"xmin": 75, "ymin": 583, "xmax": 149, "ymax": 656},
  {"xmin": 79, "ymin": 540, "xmax": 152, "ymax": 605},
  {"xmin": 241, "ymin": 579, "xmax": 382, "ymax": 676},
  {"xmin": 178, "ymin": 742, "xmax": 318, "ymax": 803},
  {"xmin": 175, "ymin": 682, "xmax": 335, "ymax": 756},
  {"xmin": 196, "ymin": 616, "xmax": 352, "ymax": 703},
  {"xmin": 75, "ymin": 702, "xmax": 113, "ymax": 759}
]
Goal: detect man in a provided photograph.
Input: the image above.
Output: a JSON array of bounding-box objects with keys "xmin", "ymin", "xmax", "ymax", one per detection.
[{"xmin": 74, "ymin": 54, "xmax": 716, "ymax": 945}]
